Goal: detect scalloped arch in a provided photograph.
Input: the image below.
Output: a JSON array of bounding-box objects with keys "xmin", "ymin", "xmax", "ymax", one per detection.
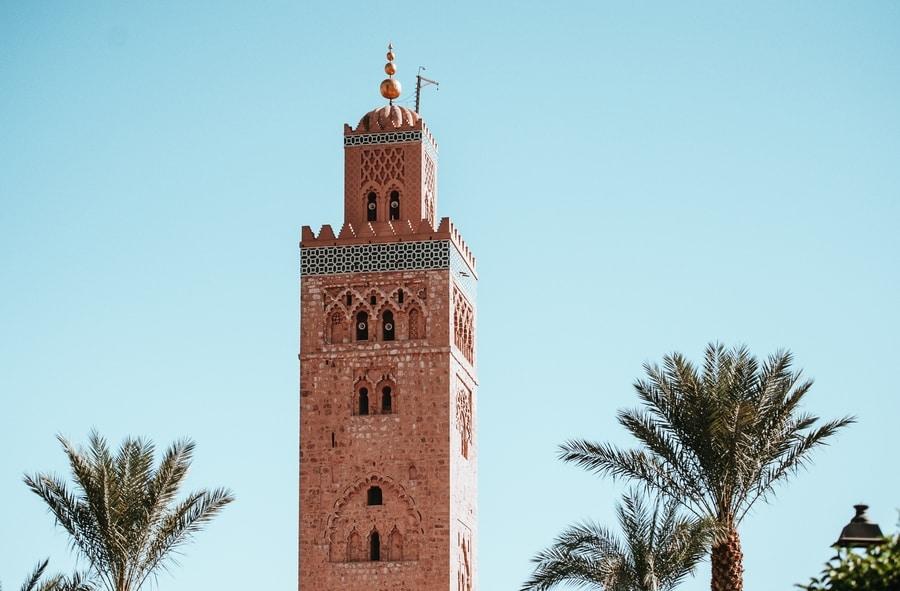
[{"xmin": 324, "ymin": 473, "xmax": 423, "ymax": 544}]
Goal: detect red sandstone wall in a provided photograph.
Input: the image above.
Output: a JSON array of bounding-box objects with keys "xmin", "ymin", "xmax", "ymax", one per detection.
[
  {"xmin": 343, "ymin": 142, "xmax": 438, "ymax": 230},
  {"xmin": 300, "ymin": 267, "xmax": 471, "ymax": 590}
]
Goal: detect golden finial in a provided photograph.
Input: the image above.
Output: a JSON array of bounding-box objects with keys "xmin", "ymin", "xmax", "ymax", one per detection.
[{"xmin": 380, "ymin": 42, "xmax": 402, "ymax": 103}]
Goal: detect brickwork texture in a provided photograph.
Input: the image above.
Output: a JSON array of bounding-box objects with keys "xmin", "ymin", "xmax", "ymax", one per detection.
[{"xmin": 299, "ymin": 103, "xmax": 477, "ymax": 591}]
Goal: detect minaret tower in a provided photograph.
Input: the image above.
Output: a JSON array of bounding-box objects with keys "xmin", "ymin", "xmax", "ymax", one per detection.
[{"xmin": 299, "ymin": 46, "xmax": 478, "ymax": 591}]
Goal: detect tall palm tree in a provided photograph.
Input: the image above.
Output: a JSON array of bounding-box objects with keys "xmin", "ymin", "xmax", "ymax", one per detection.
[
  {"xmin": 1, "ymin": 559, "xmax": 93, "ymax": 591},
  {"xmin": 559, "ymin": 344, "xmax": 853, "ymax": 591},
  {"xmin": 521, "ymin": 492, "xmax": 713, "ymax": 591},
  {"xmin": 24, "ymin": 432, "xmax": 233, "ymax": 591}
]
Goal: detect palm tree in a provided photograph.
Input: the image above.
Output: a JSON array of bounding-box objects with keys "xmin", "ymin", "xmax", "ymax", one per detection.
[
  {"xmin": 522, "ymin": 491, "xmax": 713, "ymax": 591},
  {"xmin": 24, "ymin": 432, "xmax": 233, "ymax": 591},
  {"xmin": 1, "ymin": 559, "xmax": 93, "ymax": 591},
  {"xmin": 559, "ymin": 344, "xmax": 853, "ymax": 591}
]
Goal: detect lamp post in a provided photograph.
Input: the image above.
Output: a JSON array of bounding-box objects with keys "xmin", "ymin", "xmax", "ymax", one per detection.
[{"xmin": 833, "ymin": 504, "xmax": 885, "ymax": 549}]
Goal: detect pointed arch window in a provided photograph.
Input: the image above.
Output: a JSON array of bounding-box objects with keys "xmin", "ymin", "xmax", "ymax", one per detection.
[
  {"xmin": 367, "ymin": 485, "xmax": 383, "ymax": 505},
  {"xmin": 389, "ymin": 190, "xmax": 400, "ymax": 220},
  {"xmin": 367, "ymin": 192, "xmax": 377, "ymax": 222},
  {"xmin": 369, "ymin": 530, "xmax": 381, "ymax": 561},
  {"xmin": 381, "ymin": 386, "xmax": 392, "ymax": 414},
  {"xmin": 382, "ymin": 310, "xmax": 395, "ymax": 341},
  {"xmin": 356, "ymin": 311, "xmax": 368, "ymax": 341},
  {"xmin": 358, "ymin": 388, "xmax": 369, "ymax": 416}
]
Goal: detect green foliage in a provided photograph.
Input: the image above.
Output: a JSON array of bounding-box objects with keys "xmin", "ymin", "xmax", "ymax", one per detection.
[
  {"xmin": 521, "ymin": 491, "xmax": 715, "ymax": 591},
  {"xmin": 556, "ymin": 344, "xmax": 854, "ymax": 591},
  {"xmin": 24, "ymin": 431, "xmax": 233, "ymax": 591},
  {"xmin": 558, "ymin": 344, "xmax": 854, "ymax": 528},
  {"xmin": 797, "ymin": 531, "xmax": 900, "ymax": 591},
  {"xmin": 1, "ymin": 559, "xmax": 93, "ymax": 591}
]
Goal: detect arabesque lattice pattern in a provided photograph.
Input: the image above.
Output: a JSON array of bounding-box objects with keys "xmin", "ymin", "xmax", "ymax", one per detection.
[
  {"xmin": 423, "ymin": 155, "xmax": 436, "ymax": 223},
  {"xmin": 361, "ymin": 148, "xmax": 405, "ymax": 185}
]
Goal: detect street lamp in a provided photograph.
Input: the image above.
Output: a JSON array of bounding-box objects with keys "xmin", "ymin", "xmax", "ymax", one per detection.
[{"xmin": 833, "ymin": 504, "xmax": 885, "ymax": 548}]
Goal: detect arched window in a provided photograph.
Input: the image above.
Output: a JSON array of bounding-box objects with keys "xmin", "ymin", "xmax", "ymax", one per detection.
[
  {"xmin": 389, "ymin": 190, "xmax": 400, "ymax": 220},
  {"xmin": 397, "ymin": 288, "xmax": 404, "ymax": 304},
  {"xmin": 367, "ymin": 486, "xmax": 382, "ymax": 505},
  {"xmin": 356, "ymin": 311, "xmax": 368, "ymax": 341},
  {"xmin": 381, "ymin": 386, "xmax": 392, "ymax": 414},
  {"xmin": 369, "ymin": 530, "xmax": 381, "ymax": 561},
  {"xmin": 345, "ymin": 293, "xmax": 352, "ymax": 306},
  {"xmin": 382, "ymin": 310, "xmax": 395, "ymax": 341},
  {"xmin": 367, "ymin": 192, "xmax": 377, "ymax": 222},
  {"xmin": 358, "ymin": 388, "xmax": 369, "ymax": 416}
]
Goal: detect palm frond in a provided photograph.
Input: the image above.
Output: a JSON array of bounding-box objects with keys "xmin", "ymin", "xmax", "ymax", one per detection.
[
  {"xmin": 19, "ymin": 559, "xmax": 50, "ymax": 591},
  {"xmin": 25, "ymin": 434, "xmax": 232, "ymax": 591},
  {"xmin": 522, "ymin": 491, "xmax": 712, "ymax": 591}
]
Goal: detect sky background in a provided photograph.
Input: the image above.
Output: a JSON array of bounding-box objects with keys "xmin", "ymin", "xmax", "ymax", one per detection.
[{"xmin": 1, "ymin": 1, "xmax": 899, "ymax": 590}]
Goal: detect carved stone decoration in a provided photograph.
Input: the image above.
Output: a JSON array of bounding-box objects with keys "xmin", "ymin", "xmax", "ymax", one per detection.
[
  {"xmin": 324, "ymin": 474, "xmax": 423, "ymax": 563},
  {"xmin": 361, "ymin": 147, "xmax": 405, "ymax": 186},
  {"xmin": 458, "ymin": 530, "xmax": 473, "ymax": 591},
  {"xmin": 456, "ymin": 383, "xmax": 473, "ymax": 459},
  {"xmin": 322, "ymin": 283, "xmax": 428, "ymax": 346},
  {"xmin": 423, "ymin": 154, "xmax": 437, "ymax": 225},
  {"xmin": 453, "ymin": 287, "xmax": 475, "ymax": 364}
]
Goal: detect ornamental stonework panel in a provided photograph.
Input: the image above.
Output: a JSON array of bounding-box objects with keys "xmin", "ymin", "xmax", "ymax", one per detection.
[
  {"xmin": 361, "ymin": 147, "xmax": 405, "ymax": 185},
  {"xmin": 453, "ymin": 286, "xmax": 475, "ymax": 365},
  {"xmin": 344, "ymin": 130, "xmax": 438, "ymax": 161},
  {"xmin": 457, "ymin": 527, "xmax": 473, "ymax": 591},
  {"xmin": 456, "ymin": 382, "xmax": 473, "ymax": 460},
  {"xmin": 301, "ymin": 240, "xmax": 451, "ymax": 276}
]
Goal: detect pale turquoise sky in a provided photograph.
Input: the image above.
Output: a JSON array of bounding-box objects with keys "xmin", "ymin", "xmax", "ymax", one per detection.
[{"xmin": 1, "ymin": 2, "xmax": 899, "ymax": 590}]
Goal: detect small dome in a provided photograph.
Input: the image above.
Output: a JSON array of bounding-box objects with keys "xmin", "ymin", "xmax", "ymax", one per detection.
[{"xmin": 356, "ymin": 105, "xmax": 420, "ymax": 132}]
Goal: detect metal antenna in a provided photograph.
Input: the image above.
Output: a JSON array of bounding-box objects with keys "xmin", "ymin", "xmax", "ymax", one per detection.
[{"xmin": 414, "ymin": 66, "xmax": 439, "ymax": 113}]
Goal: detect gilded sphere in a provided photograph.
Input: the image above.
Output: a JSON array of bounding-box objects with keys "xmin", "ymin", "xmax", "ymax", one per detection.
[
  {"xmin": 384, "ymin": 62, "xmax": 396, "ymax": 75},
  {"xmin": 380, "ymin": 78, "xmax": 402, "ymax": 100},
  {"xmin": 386, "ymin": 50, "xmax": 395, "ymax": 61}
]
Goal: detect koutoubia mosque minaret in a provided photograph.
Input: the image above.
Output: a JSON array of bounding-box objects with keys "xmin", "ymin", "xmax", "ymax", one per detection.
[{"xmin": 299, "ymin": 46, "xmax": 478, "ymax": 591}]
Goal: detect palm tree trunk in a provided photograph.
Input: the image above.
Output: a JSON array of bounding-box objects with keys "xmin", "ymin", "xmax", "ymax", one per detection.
[{"xmin": 710, "ymin": 527, "xmax": 743, "ymax": 591}]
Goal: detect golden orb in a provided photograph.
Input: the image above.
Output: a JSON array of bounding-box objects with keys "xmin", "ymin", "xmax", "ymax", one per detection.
[
  {"xmin": 384, "ymin": 62, "xmax": 396, "ymax": 75},
  {"xmin": 380, "ymin": 78, "xmax": 402, "ymax": 100},
  {"xmin": 386, "ymin": 50, "xmax": 395, "ymax": 61}
]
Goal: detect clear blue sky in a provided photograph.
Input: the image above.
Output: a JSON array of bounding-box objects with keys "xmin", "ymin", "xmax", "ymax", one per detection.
[{"xmin": 1, "ymin": 2, "xmax": 898, "ymax": 590}]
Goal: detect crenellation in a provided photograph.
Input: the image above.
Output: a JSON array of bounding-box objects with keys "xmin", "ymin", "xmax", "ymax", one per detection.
[
  {"xmin": 338, "ymin": 222, "xmax": 356, "ymax": 239},
  {"xmin": 319, "ymin": 224, "xmax": 336, "ymax": 241},
  {"xmin": 416, "ymin": 218, "xmax": 435, "ymax": 235}
]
